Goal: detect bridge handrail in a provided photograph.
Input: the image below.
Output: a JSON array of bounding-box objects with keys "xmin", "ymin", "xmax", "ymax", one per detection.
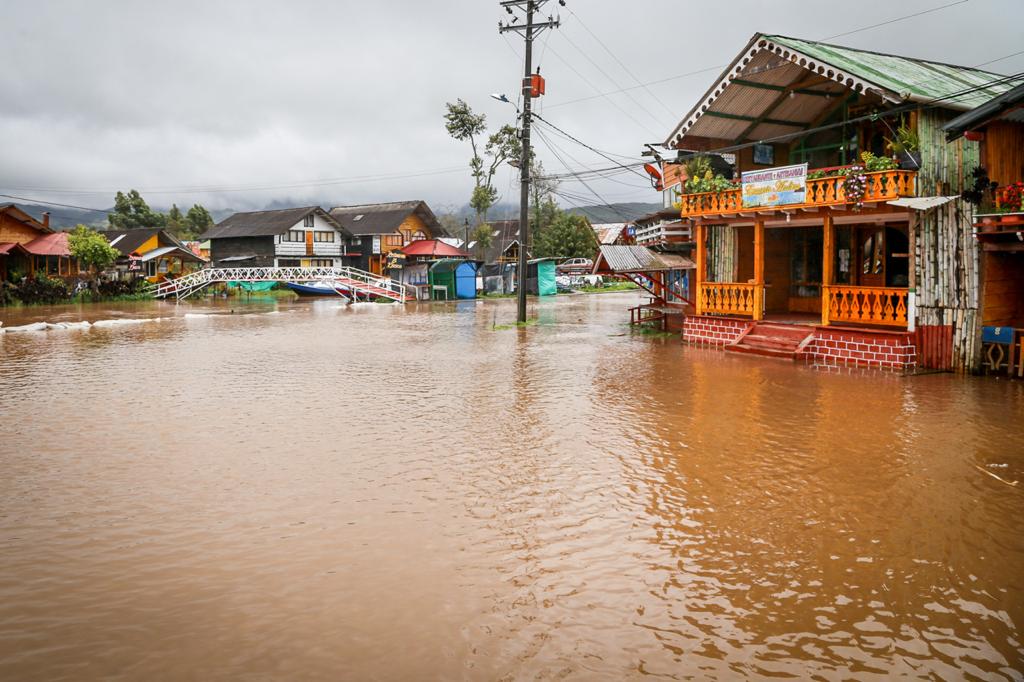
[{"xmin": 153, "ymin": 266, "xmax": 408, "ymax": 301}]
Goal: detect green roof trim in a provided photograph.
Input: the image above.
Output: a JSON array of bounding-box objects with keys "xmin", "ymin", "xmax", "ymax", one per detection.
[{"xmin": 765, "ymin": 35, "xmax": 1018, "ymax": 111}]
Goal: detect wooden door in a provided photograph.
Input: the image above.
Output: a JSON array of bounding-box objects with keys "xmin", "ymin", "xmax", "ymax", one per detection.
[
  {"xmin": 857, "ymin": 228, "xmax": 885, "ymax": 287},
  {"xmin": 305, "ymin": 231, "xmax": 314, "ymax": 256}
]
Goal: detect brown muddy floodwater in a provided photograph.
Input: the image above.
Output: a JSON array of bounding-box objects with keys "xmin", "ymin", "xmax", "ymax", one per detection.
[{"xmin": 1, "ymin": 292, "xmax": 1023, "ymax": 680}]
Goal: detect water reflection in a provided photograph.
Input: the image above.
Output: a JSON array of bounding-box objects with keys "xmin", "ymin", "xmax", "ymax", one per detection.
[{"xmin": 0, "ymin": 294, "xmax": 1022, "ymax": 680}]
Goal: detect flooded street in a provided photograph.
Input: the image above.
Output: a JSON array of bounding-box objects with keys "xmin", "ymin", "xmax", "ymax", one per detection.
[{"xmin": 1, "ymin": 292, "xmax": 1022, "ymax": 680}]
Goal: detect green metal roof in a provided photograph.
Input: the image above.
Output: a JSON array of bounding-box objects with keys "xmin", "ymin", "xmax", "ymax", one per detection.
[{"xmin": 766, "ymin": 35, "xmax": 1016, "ymax": 110}]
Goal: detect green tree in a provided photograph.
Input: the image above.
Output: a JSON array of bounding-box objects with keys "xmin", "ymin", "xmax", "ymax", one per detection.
[
  {"xmin": 108, "ymin": 189, "xmax": 166, "ymax": 230},
  {"xmin": 532, "ymin": 210, "xmax": 598, "ymax": 260},
  {"xmin": 185, "ymin": 204, "xmax": 214, "ymax": 238},
  {"xmin": 166, "ymin": 204, "xmax": 186, "ymax": 237},
  {"xmin": 68, "ymin": 225, "xmax": 120, "ymax": 293},
  {"xmin": 470, "ymin": 223, "xmax": 494, "ymax": 261},
  {"xmin": 444, "ymin": 99, "xmax": 520, "ymax": 225}
]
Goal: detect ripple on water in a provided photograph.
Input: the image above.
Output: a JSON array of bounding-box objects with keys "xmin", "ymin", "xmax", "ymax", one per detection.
[{"xmin": 0, "ymin": 294, "xmax": 1023, "ymax": 680}]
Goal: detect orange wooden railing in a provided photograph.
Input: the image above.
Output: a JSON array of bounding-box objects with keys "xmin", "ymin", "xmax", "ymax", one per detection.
[
  {"xmin": 699, "ymin": 282, "xmax": 759, "ymax": 317},
  {"xmin": 678, "ymin": 169, "xmax": 917, "ymax": 218},
  {"xmin": 824, "ymin": 285, "xmax": 908, "ymax": 327}
]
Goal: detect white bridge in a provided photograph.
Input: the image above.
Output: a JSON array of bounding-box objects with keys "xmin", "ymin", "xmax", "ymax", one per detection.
[{"xmin": 153, "ymin": 266, "xmax": 410, "ymax": 302}]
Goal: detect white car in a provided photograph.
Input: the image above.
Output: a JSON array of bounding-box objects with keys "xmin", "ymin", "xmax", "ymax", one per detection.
[{"xmin": 557, "ymin": 258, "xmax": 594, "ymax": 274}]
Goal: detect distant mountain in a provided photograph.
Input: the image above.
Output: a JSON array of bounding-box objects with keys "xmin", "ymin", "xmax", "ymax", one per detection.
[
  {"xmin": 5, "ymin": 203, "xmax": 110, "ymax": 230},
  {"xmin": 566, "ymin": 202, "xmax": 663, "ymax": 223}
]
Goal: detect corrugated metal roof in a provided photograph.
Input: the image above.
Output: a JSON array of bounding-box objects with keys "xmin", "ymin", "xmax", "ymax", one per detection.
[
  {"xmin": 943, "ymin": 82, "xmax": 1024, "ymax": 140},
  {"xmin": 888, "ymin": 196, "xmax": 959, "ymax": 210},
  {"xmin": 768, "ymin": 35, "xmax": 1013, "ymax": 110},
  {"xmin": 595, "ymin": 245, "xmax": 694, "ymax": 273},
  {"xmin": 666, "ymin": 32, "xmax": 1022, "ymax": 147}
]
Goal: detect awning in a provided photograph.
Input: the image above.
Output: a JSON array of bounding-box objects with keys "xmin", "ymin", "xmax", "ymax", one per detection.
[
  {"xmin": 219, "ymin": 254, "xmax": 257, "ymax": 262},
  {"xmin": 139, "ymin": 245, "xmax": 206, "ymax": 262},
  {"xmin": 594, "ymin": 245, "xmax": 695, "ymax": 274},
  {"xmin": 888, "ymin": 196, "xmax": 959, "ymax": 211}
]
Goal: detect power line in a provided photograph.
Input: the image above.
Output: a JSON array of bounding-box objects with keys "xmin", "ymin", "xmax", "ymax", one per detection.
[
  {"xmin": 564, "ymin": 6, "xmax": 677, "ymax": 119},
  {"xmin": 0, "ymin": 166, "xmax": 469, "ymax": 197},
  {"xmin": 0, "ymin": 194, "xmax": 110, "ymax": 214},
  {"xmin": 531, "ymin": 112, "xmax": 648, "ymax": 179},
  {"xmin": 545, "ymin": 0, "xmax": 979, "ymax": 110},
  {"xmin": 533, "ymin": 128, "xmax": 635, "ymax": 222},
  {"xmin": 556, "ymin": 21, "xmax": 671, "ymax": 130}
]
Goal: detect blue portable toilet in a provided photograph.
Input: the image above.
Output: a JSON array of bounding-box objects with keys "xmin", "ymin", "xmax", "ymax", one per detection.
[{"xmin": 429, "ymin": 259, "xmax": 478, "ymax": 299}]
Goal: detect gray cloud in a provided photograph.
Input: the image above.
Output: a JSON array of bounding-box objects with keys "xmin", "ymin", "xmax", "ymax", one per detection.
[{"xmin": 2, "ymin": 0, "xmax": 1021, "ymax": 213}]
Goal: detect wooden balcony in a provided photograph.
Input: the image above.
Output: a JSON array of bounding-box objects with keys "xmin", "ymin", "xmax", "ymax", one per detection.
[
  {"xmin": 824, "ymin": 285, "xmax": 908, "ymax": 327},
  {"xmin": 698, "ymin": 282, "xmax": 758, "ymax": 317},
  {"xmin": 678, "ymin": 169, "xmax": 917, "ymax": 219}
]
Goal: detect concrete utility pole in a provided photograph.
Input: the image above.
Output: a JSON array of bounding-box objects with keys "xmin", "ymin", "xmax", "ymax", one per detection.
[{"xmin": 499, "ymin": 0, "xmax": 559, "ymax": 323}]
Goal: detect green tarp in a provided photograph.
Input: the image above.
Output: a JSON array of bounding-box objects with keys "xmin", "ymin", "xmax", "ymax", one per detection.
[
  {"xmin": 536, "ymin": 260, "xmax": 556, "ymax": 296},
  {"xmin": 228, "ymin": 281, "xmax": 277, "ymax": 292}
]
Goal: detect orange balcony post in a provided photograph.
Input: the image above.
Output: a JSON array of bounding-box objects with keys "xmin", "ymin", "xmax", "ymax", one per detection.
[
  {"xmin": 753, "ymin": 219, "xmax": 765, "ymax": 321},
  {"xmin": 694, "ymin": 224, "xmax": 705, "ymax": 315},
  {"xmin": 821, "ymin": 213, "xmax": 834, "ymax": 326}
]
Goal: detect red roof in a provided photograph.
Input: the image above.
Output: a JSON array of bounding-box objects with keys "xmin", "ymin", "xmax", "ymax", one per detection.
[
  {"xmin": 24, "ymin": 232, "xmax": 71, "ymax": 257},
  {"xmin": 0, "ymin": 242, "xmax": 30, "ymax": 256},
  {"xmin": 399, "ymin": 239, "xmax": 469, "ymax": 258}
]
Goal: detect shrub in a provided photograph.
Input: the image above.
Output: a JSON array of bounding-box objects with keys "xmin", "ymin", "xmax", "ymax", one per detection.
[{"xmin": 16, "ymin": 275, "xmax": 70, "ymax": 305}]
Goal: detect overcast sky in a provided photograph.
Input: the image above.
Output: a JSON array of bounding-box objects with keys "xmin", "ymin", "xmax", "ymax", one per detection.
[{"xmin": 1, "ymin": 0, "xmax": 1021, "ymax": 216}]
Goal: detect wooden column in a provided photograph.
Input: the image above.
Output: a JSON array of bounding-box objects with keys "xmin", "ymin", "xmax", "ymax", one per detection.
[
  {"xmin": 753, "ymin": 219, "xmax": 765, "ymax": 321},
  {"xmin": 694, "ymin": 223, "xmax": 705, "ymax": 315},
  {"xmin": 821, "ymin": 212, "xmax": 834, "ymax": 326}
]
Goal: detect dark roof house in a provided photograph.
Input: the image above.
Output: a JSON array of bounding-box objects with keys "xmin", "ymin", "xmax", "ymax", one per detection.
[
  {"xmin": 329, "ymin": 200, "xmax": 444, "ymax": 236},
  {"xmin": 201, "ymin": 206, "xmax": 346, "ymax": 239}
]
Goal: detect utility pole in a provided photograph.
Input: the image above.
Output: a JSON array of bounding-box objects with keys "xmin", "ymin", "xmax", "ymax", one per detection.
[{"xmin": 499, "ymin": 0, "xmax": 559, "ymax": 323}]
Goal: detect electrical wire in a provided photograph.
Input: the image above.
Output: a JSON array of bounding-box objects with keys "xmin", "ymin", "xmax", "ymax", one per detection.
[
  {"xmin": 545, "ymin": 0, "xmax": 983, "ymax": 110},
  {"xmin": 564, "ymin": 6, "xmax": 677, "ymax": 120}
]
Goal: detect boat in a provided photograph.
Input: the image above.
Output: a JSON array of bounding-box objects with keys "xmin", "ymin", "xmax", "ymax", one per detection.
[{"xmin": 285, "ymin": 281, "xmax": 351, "ymax": 297}]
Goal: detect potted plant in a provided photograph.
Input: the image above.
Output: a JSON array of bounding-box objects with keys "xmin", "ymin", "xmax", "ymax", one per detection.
[{"xmin": 886, "ymin": 119, "xmax": 921, "ymax": 170}]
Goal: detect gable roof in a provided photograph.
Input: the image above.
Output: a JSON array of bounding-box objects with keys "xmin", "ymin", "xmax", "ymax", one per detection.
[
  {"xmin": 102, "ymin": 228, "xmax": 188, "ymax": 257},
  {"xmin": 0, "ymin": 203, "xmax": 52, "ymax": 234},
  {"xmin": 202, "ymin": 206, "xmax": 346, "ymax": 240},
  {"xmin": 666, "ymin": 33, "xmax": 1020, "ymax": 147},
  {"xmin": 400, "ymin": 239, "xmax": 470, "ymax": 258},
  {"xmin": 24, "ymin": 232, "xmax": 71, "ymax": 257},
  {"xmin": 477, "ymin": 219, "xmax": 524, "ymax": 264},
  {"xmin": 593, "ymin": 245, "xmax": 694, "ymax": 274},
  {"xmin": 944, "ymin": 82, "xmax": 1024, "ymax": 140},
  {"xmin": 329, "ymin": 200, "xmax": 443, "ymax": 237}
]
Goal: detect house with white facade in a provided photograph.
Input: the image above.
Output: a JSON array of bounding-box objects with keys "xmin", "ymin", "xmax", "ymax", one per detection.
[{"xmin": 201, "ymin": 206, "xmax": 354, "ymax": 268}]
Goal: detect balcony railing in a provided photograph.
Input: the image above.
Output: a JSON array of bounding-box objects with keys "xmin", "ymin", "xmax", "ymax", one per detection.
[
  {"xmin": 678, "ymin": 169, "xmax": 917, "ymax": 219},
  {"xmin": 699, "ymin": 282, "xmax": 758, "ymax": 317},
  {"xmin": 824, "ymin": 285, "xmax": 908, "ymax": 327}
]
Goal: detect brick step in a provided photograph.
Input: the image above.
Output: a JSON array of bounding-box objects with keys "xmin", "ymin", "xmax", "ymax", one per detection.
[
  {"xmin": 725, "ymin": 343, "xmax": 799, "ymax": 359},
  {"xmin": 750, "ymin": 323, "xmax": 817, "ymax": 341},
  {"xmin": 740, "ymin": 333, "xmax": 804, "ymax": 351}
]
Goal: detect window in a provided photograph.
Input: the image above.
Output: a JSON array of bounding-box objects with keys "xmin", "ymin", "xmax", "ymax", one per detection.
[
  {"xmin": 286, "ymin": 230, "xmax": 304, "ymax": 242},
  {"xmin": 385, "ymin": 234, "xmax": 403, "ymax": 247},
  {"xmin": 310, "ymin": 259, "xmax": 334, "ymax": 267},
  {"xmin": 351, "ymin": 237, "xmax": 362, "ymax": 245},
  {"xmin": 313, "ymin": 231, "xmax": 335, "ymax": 243},
  {"xmin": 303, "ymin": 214, "xmax": 315, "ymax": 227},
  {"xmin": 278, "ymin": 259, "xmax": 301, "ymax": 267}
]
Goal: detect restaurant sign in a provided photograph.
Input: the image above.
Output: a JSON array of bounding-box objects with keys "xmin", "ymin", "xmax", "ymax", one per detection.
[{"xmin": 741, "ymin": 163, "xmax": 808, "ymax": 208}]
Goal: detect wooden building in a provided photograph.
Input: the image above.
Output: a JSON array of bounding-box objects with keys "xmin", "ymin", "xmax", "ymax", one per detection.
[
  {"xmin": 944, "ymin": 83, "xmax": 1024, "ymax": 374},
  {"xmin": 202, "ymin": 206, "xmax": 351, "ymax": 269},
  {"xmin": 0, "ymin": 204, "xmax": 79, "ymax": 281},
  {"xmin": 329, "ymin": 201, "xmax": 444, "ymax": 275},
  {"xmin": 658, "ymin": 33, "xmax": 1020, "ymax": 371},
  {"xmin": 105, "ymin": 227, "xmax": 206, "ymax": 281}
]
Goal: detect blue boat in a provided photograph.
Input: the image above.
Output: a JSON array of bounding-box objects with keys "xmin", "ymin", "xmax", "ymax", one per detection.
[{"xmin": 285, "ymin": 282, "xmax": 351, "ymax": 297}]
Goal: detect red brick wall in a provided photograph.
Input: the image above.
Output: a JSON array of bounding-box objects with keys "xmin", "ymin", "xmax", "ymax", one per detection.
[
  {"xmin": 682, "ymin": 315, "xmax": 751, "ymax": 346},
  {"xmin": 797, "ymin": 329, "xmax": 917, "ymax": 371}
]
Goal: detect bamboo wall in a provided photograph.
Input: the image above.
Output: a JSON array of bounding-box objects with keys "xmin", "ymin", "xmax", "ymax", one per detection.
[
  {"xmin": 913, "ymin": 200, "xmax": 980, "ymax": 371},
  {"xmin": 706, "ymin": 225, "xmax": 736, "ymax": 282},
  {"xmin": 913, "ymin": 109, "xmax": 983, "ymax": 372}
]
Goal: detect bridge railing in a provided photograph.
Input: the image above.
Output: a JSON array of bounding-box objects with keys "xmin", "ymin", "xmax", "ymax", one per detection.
[{"xmin": 153, "ymin": 266, "xmax": 408, "ymax": 301}]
